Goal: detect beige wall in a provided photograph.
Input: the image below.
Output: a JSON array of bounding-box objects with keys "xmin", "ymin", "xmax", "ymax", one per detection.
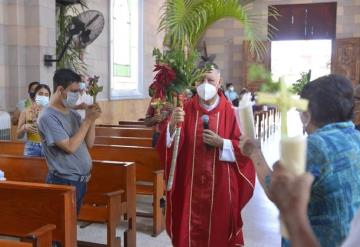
[
  {"xmin": 0, "ymin": 0, "xmax": 56, "ymax": 111},
  {"xmin": 203, "ymin": 0, "xmax": 360, "ymax": 90},
  {"xmin": 0, "ymin": 0, "xmax": 164, "ymax": 123}
]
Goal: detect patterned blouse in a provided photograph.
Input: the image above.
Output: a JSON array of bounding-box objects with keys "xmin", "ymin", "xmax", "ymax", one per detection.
[{"xmin": 306, "ymin": 121, "xmax": 360, "ymax": 247}]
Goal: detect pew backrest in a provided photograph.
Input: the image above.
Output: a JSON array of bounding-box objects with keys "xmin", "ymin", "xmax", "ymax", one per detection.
[
  {"xmin": 0, "ymin": 141, "xmax": 161, "ymax": 182},
  {"xmin": 89, "ymin": 144, "xmax": 161, "ymax": 182},
  {"xmin": 95, "ymin": 127, "xmax": 154, "ymax": 138},
  {"xmin": 0, "ymin": 181, "xmax": 76, "ymax": 247},
  {"xmin": 95, "ymin": 136, "xmax": 152, "ymax": 147}
]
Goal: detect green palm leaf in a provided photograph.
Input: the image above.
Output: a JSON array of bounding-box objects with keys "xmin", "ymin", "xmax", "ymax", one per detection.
[{"xmin": 159, "ymin": 0, "xmax": 278, "ymax": 59}]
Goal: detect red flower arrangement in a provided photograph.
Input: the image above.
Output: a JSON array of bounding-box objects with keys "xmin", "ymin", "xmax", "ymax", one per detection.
[{"xmin": 150, "ymin": 63, "xmax": 176, "ymax": 100}]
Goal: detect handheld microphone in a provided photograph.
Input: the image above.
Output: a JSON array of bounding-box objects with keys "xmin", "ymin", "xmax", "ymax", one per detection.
[
  {"xmin": 201, "ymin": 115, "xmax": 209, "ymax": 130},
  {"xmin": 201, "ymin": 115, "xmax": 210, "ymax": 149}
]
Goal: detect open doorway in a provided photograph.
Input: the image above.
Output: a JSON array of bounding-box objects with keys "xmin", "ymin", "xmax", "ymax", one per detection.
[{"xmin": 271, "ymin": 39, "xmax": 332, "ymax": 85}]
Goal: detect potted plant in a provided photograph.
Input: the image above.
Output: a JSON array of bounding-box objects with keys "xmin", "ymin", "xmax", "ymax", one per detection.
[
  {"xmin": 291, "ymin": 70, "xmax": 312, "ymax": 95},
  {"xmin": 56, "ymin": 0, "xmax": 88, "ymax": 72}
]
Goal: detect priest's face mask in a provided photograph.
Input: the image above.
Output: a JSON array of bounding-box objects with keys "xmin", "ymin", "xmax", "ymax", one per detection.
[{"xmin": 196, "ymin": 68, "xmax": 221, "ymax": 102}]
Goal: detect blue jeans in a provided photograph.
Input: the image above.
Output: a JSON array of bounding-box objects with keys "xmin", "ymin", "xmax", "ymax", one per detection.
[
  {"xmin": 46, "ymin": 173, "xmax": 87, "ymax": 214},
  {"xmin": 282, "ymin": 238, "xmax": 291, "ymax": 247},
  {"xmin": 24, "ymin": 141, "xmax": 44, "ymax": 157}
]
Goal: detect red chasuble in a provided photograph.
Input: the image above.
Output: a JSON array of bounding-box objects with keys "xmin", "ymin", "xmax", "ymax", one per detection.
[{"xmin": 157, "ymin": 93, "xmax": 256, "ymax": 247}]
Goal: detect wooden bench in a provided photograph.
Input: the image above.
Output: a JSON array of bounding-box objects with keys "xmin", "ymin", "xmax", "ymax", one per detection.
[
  {"xmin": 0, "ymin": 225, "xmax": 56, "ymax": 247},
  {"xmin": 95, "ymin": 136, "xmax": 152, "ymax": 147},
  {"xmin": 95, "ymin": 127, "xmax": 154, "ymax": 138},
  {"xmin": 0, "ymin": 141, "xmax": 164, "ymax": 236},
  {"xmin": 118, "ymin": 121, "xmax": 146, "ymax": 126},
  {"xmin": 0, "ymin": 153, "xmax": 136, "ymax": 247},
  {"xmin": 89, "ymin": 145, "xmax": 164, "ymax": 236},
  {"xmin": 0, "ymin": 180, "xmax": 76, "ymax": 247},
  {"xmin": 0, "ymin": 239, "xmax": 33, "ymax": 247}
]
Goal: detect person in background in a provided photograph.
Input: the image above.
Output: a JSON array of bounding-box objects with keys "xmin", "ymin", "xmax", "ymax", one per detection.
[
  {"xmin": 144, "ymin": 100, "xmax": 173, "ymax": 147},
  {"xmin": 75, "ymin": 75, "xmax": 93, "ymax": 120},
  {"xmin": 11, "ymin": 81, "xmax": 40, "ymax": 126},
  {"xmin": 238, "ymin": 88, "xmax": 250, "ymax": 101},
  {"xmin": 37, "ymin": 68, "xmax": 101, "ymax": 214},
  {"xmin": 240, "ymin": 74, "xmax": 360, "ymax": 247},
  {"xmin": 16, "ymin": 84, "xmax": 51, "ymax": 157},
  {"xmin": 269, "ymin": 163, "xmax": 360, "ymax": 247},
  {"xmin": 224, "ymin": 82, "xmax": 239, "ymax": 104}
]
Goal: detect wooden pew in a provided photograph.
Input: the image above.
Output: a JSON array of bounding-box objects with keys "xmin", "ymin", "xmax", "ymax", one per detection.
[
  {"xmin": 95, "ymin": 136, "xmax": 152, "ymax": 147},
  {"xmin": 118, "ymin": 121, "xmax": 146, "ymax": 126},
  {"xmin": 0, "ymin": 239, "xmax": 33, "ymax": 247},
  {"xmin": 98, "ymin": 124, "xmax": 148, "ymax": 129},
  {"xmin": 89, "ymin": 145, "xmax": 164, "ymax": 237},
  {"xmin": 0, "ymin": 225, "xmax": 55, "ymax": 247},
  {"xmin": 0, "ymin": 141, "xmax": 164, "ymax": 237},
  {"xmin": 78, "ymin": 160, "xmax": 136, "ymax": 247},
  {"xmin": 0, "ymin": 180, "xmax": 76, "ymax": 247},
  {"xmin": 0, "ymin": 153, "xmax": 136, "ymax": 247},
  {"xmin": 95, "ymin": 127, "xmax": 154, "ymax": 138}
]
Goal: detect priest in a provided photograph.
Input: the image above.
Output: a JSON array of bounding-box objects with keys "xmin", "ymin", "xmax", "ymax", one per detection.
[{"xmin": 157, "ymin": 62, "xmax": 255, "ymax": 247}]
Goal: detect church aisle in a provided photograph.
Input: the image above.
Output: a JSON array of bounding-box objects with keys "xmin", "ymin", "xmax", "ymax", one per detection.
[{"xmin": 77, "ymin": 127, "xmax": 289, "ymax": 247}]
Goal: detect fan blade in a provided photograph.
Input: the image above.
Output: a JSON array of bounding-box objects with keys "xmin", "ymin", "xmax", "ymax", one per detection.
[{"xmin": 85, "ymin": 14, "xmax": 100, "ymax": 28}]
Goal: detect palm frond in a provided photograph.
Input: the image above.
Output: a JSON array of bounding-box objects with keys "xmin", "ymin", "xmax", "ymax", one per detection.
[{"xmin": 159, "ymin": 0, "xmax": 279, "ymax": 59}]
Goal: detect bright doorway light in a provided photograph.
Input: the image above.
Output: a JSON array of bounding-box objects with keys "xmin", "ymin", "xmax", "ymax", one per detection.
[{"xmin": 271, "ymin": 40, "xmax": 332, "ymax": 85}]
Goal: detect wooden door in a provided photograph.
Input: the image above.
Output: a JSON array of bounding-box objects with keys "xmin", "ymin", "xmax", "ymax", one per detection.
[
  {"xmin": 242, "ymin": 40, "xmax": 271, "ymax": 91},
  {"xmin": 331, "ymin": 38, "xmax": 360, "ymax": 86}
]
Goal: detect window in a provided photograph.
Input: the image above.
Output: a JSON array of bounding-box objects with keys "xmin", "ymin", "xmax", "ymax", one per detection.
[
  {"xmin": 268, "ymin": 2, "xmax": 337, "ymax": 40},
  {"xmin": 110, "ymin": 0, "xmax": 143, "ymax": 99}
]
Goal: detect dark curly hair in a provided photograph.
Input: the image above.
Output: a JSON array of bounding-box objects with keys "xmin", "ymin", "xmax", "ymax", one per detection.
[{"xmin": 300, "ymin": 74, "xmax": 354, "ymax": 127}]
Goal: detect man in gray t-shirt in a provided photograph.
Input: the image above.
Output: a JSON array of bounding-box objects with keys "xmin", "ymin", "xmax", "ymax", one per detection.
[{"xmin": 37, "ymin": 69, "xmax": 101, "ymax": 214}]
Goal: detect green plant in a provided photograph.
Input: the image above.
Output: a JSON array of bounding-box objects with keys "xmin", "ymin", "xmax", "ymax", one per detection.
[
  {"xmin": 159, "ymin": 0, "xmax": 278, "ymax": 58},
  {"xmin": 248, "ymin": 63, "xmax": 280, "ymax": 93},
  {"xmin": 56, "ymin": 0, "xmax": 87, "ymax": 73},
  {"xmin": 152, "ymin": 47, "xmax": 210, "ymax": 103},
  {"xmin": 291, "ymin": 70, "xmax": 312, "ymax": 95}
]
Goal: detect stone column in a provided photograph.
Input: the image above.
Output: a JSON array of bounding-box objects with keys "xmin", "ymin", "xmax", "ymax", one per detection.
[{"xmin": 0, "ymin": 0, "xmax": 56, "ymax": 111}]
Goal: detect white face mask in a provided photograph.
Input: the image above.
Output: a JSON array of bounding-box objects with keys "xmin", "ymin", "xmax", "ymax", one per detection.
[
  {"xmin": 79, "ymin": 82, "xmax": 86, "ymax": 90},
  {"xmin": 35, "ymin": 95, "xmax": 49, "ymax": 106},
  {"xmin": 63, "ymin": 91, "xmax": 79, "ymax": 108},
  {"xmin": 197, "ymin": 82, "xmax": 217, "ymax": 101}
]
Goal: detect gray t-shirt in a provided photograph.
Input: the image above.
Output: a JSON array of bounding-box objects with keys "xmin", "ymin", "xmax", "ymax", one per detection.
[{"xmin": 37, "ymin": 107, "xmax": 92, "ymax": 176}]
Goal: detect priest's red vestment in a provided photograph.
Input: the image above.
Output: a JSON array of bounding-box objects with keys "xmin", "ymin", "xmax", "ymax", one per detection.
[{"xmin": 157, "ymin": 93, "xmax": 256, "ymax": 247}]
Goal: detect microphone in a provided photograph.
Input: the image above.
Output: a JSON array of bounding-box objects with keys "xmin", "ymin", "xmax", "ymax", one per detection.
[
  {"xmin": 201, "ymin": 115, "xmax": 209, "ymax": 130},
  {"xmin": 202, "ymin": 115, "xmax": 210, "ymax": 149}
]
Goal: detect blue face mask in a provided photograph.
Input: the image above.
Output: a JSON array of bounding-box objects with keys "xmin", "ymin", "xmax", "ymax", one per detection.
[
  {"xmin": 35, "ymin": 95, "xmax": 49, "ymax": 107},
  {"xmin": 79, "ymin": 82, "xmax": 86, "ymax": 90},
  {"xmin": 63, "ymin": 91, "xmax": 79, "ymax": 108}
]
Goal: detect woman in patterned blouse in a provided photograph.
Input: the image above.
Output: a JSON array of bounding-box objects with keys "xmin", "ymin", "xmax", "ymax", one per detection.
[{"xmin": 241, "ymin": 74, "xmax": 360, "ymax": 247}]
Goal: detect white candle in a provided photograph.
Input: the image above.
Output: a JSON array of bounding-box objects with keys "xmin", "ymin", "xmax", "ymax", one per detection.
[
  {"xmin": 238, "ymin": 105, "xmax": 256, "ymax": 139},
  {"xmin": 279, "ymin": 135, "xmax": 307, "ymax": 239},
  {"xmin": 280, "ymin": 136, "xmax": 307, "ymax": 175}
]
